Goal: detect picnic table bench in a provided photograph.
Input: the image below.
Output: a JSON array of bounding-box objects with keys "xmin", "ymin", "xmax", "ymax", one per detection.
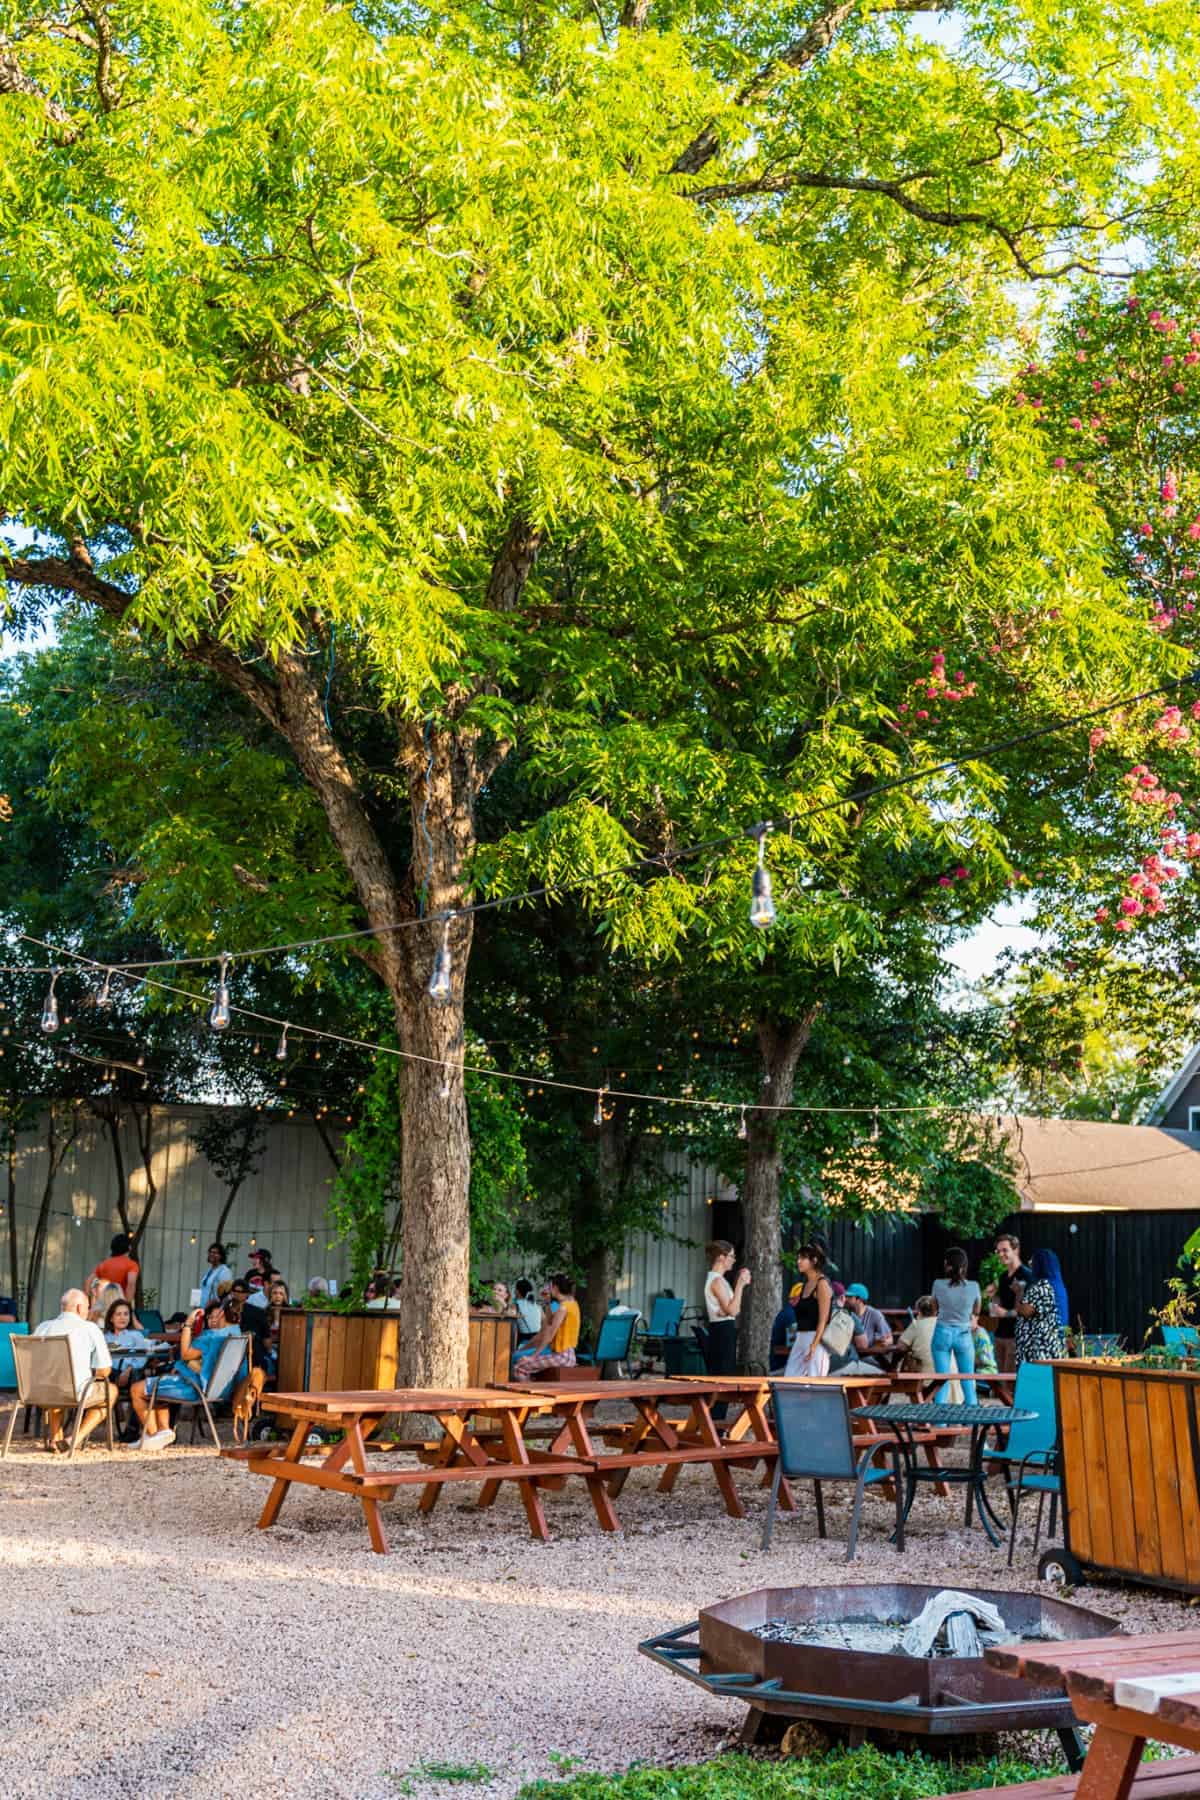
[
  {"xmin": 223, "ymin": 1386, "xmax": 607, "ymax": 1553},
  {"xmin": 938, "ymin": 1631, "xmax": 1200, "ymax": 1800}
]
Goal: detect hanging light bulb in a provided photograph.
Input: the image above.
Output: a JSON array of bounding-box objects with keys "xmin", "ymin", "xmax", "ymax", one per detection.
[
  {"xmin": 871, "ymin": 1107, "xmax": 880, "ymax": 1143},
  {"xmin": 308, "ymin": 1233, "xmax": 315, "ymax": 1246},
  {"xmin": 748, "ymin": 826, "xmax": 776, "ymax": 929},
  {"xmin": 275, "ymin": 1025, "xmax": 289, "ymax": 1061},
  {"xmin": 439, "ymin": 1065, "xmax": 452, "ymax": 1100},
  {"xmin": 189, "ymin": 1233, "xmax": 197, "ymax": 1245},
  {"xmin": 737, "ymin": 1105, "xmax": 748, "ymax": 1141},
  {"xmin": 97, "ymin": 968, "xmax": 114, "ymax": 1009},
  {"xmin": 594, "ymin": 1086, "xmax": 606, "ymax": 1127},
  {"xmin": 209, "ymin": 952, "xmax": 232, "ymax": 1032},
  {"xmin": 41, "ymin": 968, "xmax": 62, "ymax": 1034},
  {"xmin": 428, "ymin": 914, "xmax": 454, "ymax": 1003}
]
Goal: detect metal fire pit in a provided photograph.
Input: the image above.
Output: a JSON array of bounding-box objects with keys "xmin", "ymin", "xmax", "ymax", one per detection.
[{"xmin": 640, "ymin": 1583, "xmax": 1119, "ymax": 1754}]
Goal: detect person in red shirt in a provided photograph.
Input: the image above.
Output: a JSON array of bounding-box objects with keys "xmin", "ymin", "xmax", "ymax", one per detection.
[{"xmin": 90, "ymin": 1233, "xmax": 139, "ymax": 1305}]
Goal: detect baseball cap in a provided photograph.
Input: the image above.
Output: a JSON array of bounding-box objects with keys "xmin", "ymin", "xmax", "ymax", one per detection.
[
  {"xmin": 845, "ymin": 1283, "xmax": 869, "ymax": 1300},
  {"xmin": 830, "ymin": 1281, "xmax": 847, "ymax": 1300}
]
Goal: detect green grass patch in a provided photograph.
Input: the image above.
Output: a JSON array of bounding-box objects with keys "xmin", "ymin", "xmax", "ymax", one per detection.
[
  {"xmin": 389, "ymin": 1761, "xmax": 500, "ymax": 1791},
  {"xmin": 516, "ymin": 1746, "xmax": 1055, "ymax": 1800}
]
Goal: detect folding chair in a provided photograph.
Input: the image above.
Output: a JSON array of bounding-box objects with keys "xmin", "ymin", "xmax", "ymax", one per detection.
[
  {"xmin": 2, "ymin": 1336, "xmax": 114, "ymax": 1461},
  {"xmin": 979, "ymin": 1360, "xmax": 1059, "ymax": 1566},
  {"xmin": 576, "ymin": 1311, "xmax": 638, "ymax": 1377},
  {"xmin": 146, "ymin": 1334, "xmax": 252, "ymax": 1449},
  {"xmin": 763, "ymin": 1382, "xmax": 903, "ymax": 1560}
]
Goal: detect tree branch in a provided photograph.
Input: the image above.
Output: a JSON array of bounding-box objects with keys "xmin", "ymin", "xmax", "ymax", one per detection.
[{"xmin": 685, "ymin": 168, "xmax": 1133, "ymax": 280}]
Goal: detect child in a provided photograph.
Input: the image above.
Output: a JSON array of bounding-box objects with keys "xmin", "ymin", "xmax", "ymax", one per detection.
[{"xmin": 973, "ymin": 1313, "xmax": 999, "ymax": 1375}]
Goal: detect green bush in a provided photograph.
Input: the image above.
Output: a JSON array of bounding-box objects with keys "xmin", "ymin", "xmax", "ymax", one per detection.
[{"xmin": 517, "ymin": 1747, "xmax": 1053, "ymax": 1800}]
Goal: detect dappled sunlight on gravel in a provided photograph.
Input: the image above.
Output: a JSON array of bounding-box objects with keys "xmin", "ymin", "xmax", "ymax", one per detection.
[{"xmin": 1, "ymin": 1437, "xmax": 1193, "ymax": 1800}]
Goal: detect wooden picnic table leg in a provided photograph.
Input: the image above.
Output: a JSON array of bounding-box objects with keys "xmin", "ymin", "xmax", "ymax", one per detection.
[
  {"xmin": 556, "ymin": 1403, "xmax": 621, "ymax": 1533},
  {"xmin": 689, "ymin": 1393, "xmax": 746, "ymax": 1520},
  {"xmin": 743, "ymin": 1394, "xmax": 795, "ymax": 1513},
  {"xmin": 658, "ymin": 1403, "xmax": 700, "ymax": 1494},
  {"xmin": 498, "ymin": 1409, "xmax": 551, "ymax": 1542},
  {"xmin": 1074, "ymin": 1726, "xmax": 1145, "ymax": 1800},
  {"xmin": 339, "ymin": 1415, "xmax": 389, "ymax": 1553},
  {"xmin": 420, "ymin": 1412, "xmax": 479, "ymax": 1515},
  {"xmin": 256, "ymin": 1420, "xmax": 309, "ymax": 1531},
  {"xmin": 606, "ymin": 1401, "xmax": 661, "ymax": 1497}
]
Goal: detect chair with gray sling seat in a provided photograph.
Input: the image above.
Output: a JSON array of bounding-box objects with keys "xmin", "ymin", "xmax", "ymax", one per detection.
[
  {"xmin": 763, "ymin": 1382, "xmax": 903, "ymax": 1560},
  {"xmin": 2, "ymin": 1336, "xmax": 114, "ymax": 1461},
  {"xmin": 146, "ymin": 1333, "xmax": 252, "ymax": 1449}
]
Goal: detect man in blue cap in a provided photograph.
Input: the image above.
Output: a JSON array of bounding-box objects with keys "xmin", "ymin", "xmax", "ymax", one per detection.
[{"xmin": 845, "ymin": 1283, "xmax": 894, "ymax": 1368}]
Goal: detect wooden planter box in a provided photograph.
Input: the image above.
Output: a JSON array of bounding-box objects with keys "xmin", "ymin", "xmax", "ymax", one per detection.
[
  {"xmin": 1054, "ymin": 1358, "xmax": 1200, "ymax": 1593},
  {"xmin": 276, "ymin": 1308, "xmax": 514, "ymax": 1394}
]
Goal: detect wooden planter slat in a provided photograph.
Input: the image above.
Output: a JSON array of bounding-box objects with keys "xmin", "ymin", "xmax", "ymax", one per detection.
[
  {"xmin": 276, "ymin": 1308, "xmax": 513, "ymax": 1396},
  {"xmin": 1056, "ymin": 1361, "xmax": 1200, "ymax": 1593}
]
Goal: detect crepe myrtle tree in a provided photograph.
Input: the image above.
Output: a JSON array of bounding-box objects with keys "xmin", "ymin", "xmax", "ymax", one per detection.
[{"xmin": 2, "ymin": 0, "xmax": 1194, "ymax": 1378}]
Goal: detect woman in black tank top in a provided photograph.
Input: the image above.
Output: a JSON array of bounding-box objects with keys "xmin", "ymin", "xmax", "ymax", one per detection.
[{"xmin": 783, "ymin": 1243, "xmax": 832, "ymax": 1377}]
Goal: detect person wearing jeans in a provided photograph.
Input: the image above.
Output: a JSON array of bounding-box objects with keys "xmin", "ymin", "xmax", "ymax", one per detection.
[{"xmin": 931, "ymin": 1247, "xmax": 981, "ymax": 1407}]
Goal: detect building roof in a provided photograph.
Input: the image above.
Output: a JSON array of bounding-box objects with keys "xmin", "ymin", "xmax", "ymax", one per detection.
[
  {"xmin": 1002, "ymin": 1114, "xmax": 1200, "ymax": 1212},
  {"xmin": 1146, "ymin": 1043, "xmax": 1200, "ymax": 1125}
]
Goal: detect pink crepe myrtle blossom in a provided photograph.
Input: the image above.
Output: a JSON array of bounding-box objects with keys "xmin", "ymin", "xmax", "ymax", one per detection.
[
  {"xmin": 1138, "ymin": 522, "xmax": 1154, "ymax": 537},
  {"xmin": 1095, "ymin": 907, "xmax": 1110, "ymax": 922},
  {"xmin": 937, "ymin": 874, "xmax": 953, "ymax": 887},
  {"xmin": 1163, "ymin": 476, "xmax": 1179, "ymax": 503},
  {"xmin": 1052, "ymin": 456, "xmax": 1066, "ymax": 469},
  {"xmin": 1089, "ymin": 727, "xmax": 1107, "ymax": 749},
  {"xmin": 1120, "ymin": 897, "xmax": 1144, "ymax": 916}
]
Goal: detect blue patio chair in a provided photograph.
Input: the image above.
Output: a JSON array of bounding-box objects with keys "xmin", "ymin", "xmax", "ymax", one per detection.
[
  {"xmin": 0, "ymin": 1322, "xmax": 29, "ymax": 1391},
  {"xmin": 979, "ymin": 1360, "xmax": 1059, "ymax": 1565},
  {"xmin": 576, "ymin": 1310, "xmax": 638, "ymax": 1375},
  {"xmin": 644, "ymin": 1295, "xmax": 684, "ymax": 1340},
  {"xmin": 137, "ymin": 1308, "xmax": 166, "ymax": 1336},
  {"xmin": 763, "ymin": 1383, "xmax": 902, "ymax": 1559}
]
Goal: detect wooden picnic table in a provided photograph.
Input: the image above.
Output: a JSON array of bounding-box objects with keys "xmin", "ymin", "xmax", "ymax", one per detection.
[
  {"xmin": 223, "ymin": 1386, "xmax": 607, "ymax": 1554},
  {"xmin": 946, "ymin": 1632, "xmax": 1200, "ymax": 1800},
  {"xmin": 499, "ymin": 1377, "xmax": 784, "ymax": 1522}
]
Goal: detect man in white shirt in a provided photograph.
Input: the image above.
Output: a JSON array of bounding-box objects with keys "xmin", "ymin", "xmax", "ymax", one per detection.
[{"xmin": 33, "ymin": 1288, "xmax": 115, "ymax": 1452}]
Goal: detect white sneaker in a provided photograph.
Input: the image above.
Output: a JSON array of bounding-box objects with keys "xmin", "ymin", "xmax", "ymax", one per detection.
[{"xmin": 145, "ymin": 1428, "xmax": 176, "ymax": 1451}]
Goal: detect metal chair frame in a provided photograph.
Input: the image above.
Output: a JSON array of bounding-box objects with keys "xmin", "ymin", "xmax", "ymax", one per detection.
[
  {"xmin": 763, "ymin": 1382, "xmax": 903, "ymax": 1561},
  {"xmin": 2, "ymin": 1335, "xmax": 115, "ymax": 1461},
  {"xmin": 146, "ymin": 1333, "xmax": 252, "ymax": 1449}
]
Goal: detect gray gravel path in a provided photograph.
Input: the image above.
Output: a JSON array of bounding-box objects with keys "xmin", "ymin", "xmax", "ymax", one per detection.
[{"xmin": 0, "ymin": 1434, "xmax": 1191, "ymax": 1800}]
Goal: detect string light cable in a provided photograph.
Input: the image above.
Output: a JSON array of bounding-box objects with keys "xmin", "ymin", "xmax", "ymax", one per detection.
[{"xmin": 16, "ymin": 666, "xmax": 1196, "ymax": 977}]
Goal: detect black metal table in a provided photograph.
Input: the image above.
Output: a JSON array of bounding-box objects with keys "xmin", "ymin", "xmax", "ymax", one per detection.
[{"xmin": 852, "ymin": 1403, "xmax": 1036, "ymax": 1547}]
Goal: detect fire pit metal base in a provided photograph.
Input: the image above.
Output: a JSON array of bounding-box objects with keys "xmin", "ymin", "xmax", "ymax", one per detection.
[{"xmin": 639, "ymin": 1581, "xmax": 1119, "ymax": 1757}]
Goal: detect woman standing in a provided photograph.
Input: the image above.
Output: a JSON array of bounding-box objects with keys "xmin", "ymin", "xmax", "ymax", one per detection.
[
  {"xmin": 703, "ymin": 1241, "xmax": 750, "ymax": 1378},
  {"xmin": 784, "ymin": 1243, "xmax": 833, "ymax": 1377},
  {"xmin": 932, "ymin": 1247, "xmax": 981, "ymax": 1406},
  {"xmin": 1014, "ymin": 1248, "xmax": 1068, "ymax": 1364}
]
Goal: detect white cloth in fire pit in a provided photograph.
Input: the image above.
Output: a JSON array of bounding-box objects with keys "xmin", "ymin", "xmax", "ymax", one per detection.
[{"xmin": 900, "ymin": 1589, "xmax": 1006, "ymax": 1658}]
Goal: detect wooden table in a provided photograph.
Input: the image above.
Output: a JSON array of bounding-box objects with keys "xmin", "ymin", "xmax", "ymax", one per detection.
[
  {"xmin": 984, "ymin": 1633, "xmax": 1200, "ymax": 1799},
  {"xmin": 499, "ymin": 1378, "xmax": 782, "ymax": 1522},
  {"xmin": 224, "ymin": 1387, "xmax": 604, "ymax": 1553}
]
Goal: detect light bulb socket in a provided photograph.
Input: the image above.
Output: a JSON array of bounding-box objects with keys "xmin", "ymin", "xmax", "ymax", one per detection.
[
  {"xmin": 428, "ymin": 916, "xmax": 455, "ymax": 1004},
  {"xmin": 209, "ymin": 953, "xmax": 232, "ymax": 1032}
]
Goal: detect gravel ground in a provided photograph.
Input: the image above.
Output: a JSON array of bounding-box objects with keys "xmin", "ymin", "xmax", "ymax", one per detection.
[{"xmin": 1, "ymin": 1423, "xmax": 1193, "ymax": 1800}]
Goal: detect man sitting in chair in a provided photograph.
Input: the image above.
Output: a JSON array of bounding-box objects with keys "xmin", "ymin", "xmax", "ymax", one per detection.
[
  {"xmin": 511, "ymin": 1275, "xmax": 580, "ymax": 1377},
  {"xmin": 33, "ymin": 1288, "xmax": 115, "ymax": 1454}
]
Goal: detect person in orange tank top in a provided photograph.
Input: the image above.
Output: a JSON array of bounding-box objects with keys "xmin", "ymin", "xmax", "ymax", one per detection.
[
  {"xmin": 511, "ymin": 1274, "xmax": 580, "ymax": 1376},
  {"xmin": 90, "ymin": 1233, "xmax": 139, "ymax": 1305}
]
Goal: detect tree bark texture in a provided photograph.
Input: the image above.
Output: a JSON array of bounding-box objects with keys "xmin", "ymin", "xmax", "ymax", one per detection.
[
  {"xmin": 739, "ymin": 1010, "xmax": 820, "ymax": 1371},
  {"xmin": 25, "ymin": 1103, "xmax": 79, "ymax": 1325}
]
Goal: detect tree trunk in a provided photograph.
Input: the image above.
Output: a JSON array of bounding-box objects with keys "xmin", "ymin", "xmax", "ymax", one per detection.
[
  {"xmin": 6, "ymin": 1125, "xmax": 20, "ymax": 1306},
  {"xmin": 25, "ymin": 1103, "xmax": 79, "ymax": 1325},
  {"xmin": 213, "ymin": 1173, "xmax": 248, "ymax": 1250},
  {"xmin": 129, "ymin": 1101, "xmax": 159, "ymax": 1260},
  {"xmin": 99, "ymin": 1105, "xmax": 130, "ymax": 1237},
  {"xmin": 740, "ymin": 1010, "xmax": 820, "ymax": 1371}
]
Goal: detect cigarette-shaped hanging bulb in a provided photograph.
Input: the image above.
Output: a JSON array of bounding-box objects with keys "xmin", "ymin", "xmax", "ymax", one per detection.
[
  {"xmin": 748, "ymin": 827, "xmax": 776, "ymax": 928},
  {"xmin": 275, "ymin": 1026, "xmax": 289, "ymax": 1061},
  {"xmin": 41, "ymin": 969, "xmax": 62, "ymax": 1034},
  {"xmin": 209, "ymin": 952, "xmax": 231, "ymax": 1032},
  {"xmin": 428, "ymin": 915, "xmax": 454, "ymax": 1003},
  {"xmin": 737, "ymin": 1105, "xmax": 748, "ymax": 1141},
  {"xmin": 594, "ymin": 1086, "xmax": 606, "ymax": 1127},
  {"xmin": 97, "ymin": 968, "xmax": 114, "ymax": 1009}
]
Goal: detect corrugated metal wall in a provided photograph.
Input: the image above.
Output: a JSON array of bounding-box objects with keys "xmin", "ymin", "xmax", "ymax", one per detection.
[
  {"xmin": 612, "ymin": 1153, "xmax": 738, "ymax": 1316},
  {"xmin": 6, "ymin": 1106, "xmax": 348, "ymax": 1319}
]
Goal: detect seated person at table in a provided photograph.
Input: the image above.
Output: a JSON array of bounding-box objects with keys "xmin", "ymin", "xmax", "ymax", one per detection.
[
  {"xmin": 513, "ymin": 1278, "xmax": 542, "ymax": 1344},
  {"xmin": 130, "ymin": 1298, "xmax": 242, "ymax": 1450},
  {"xmin": 104, "ymin": 1298, "xmax": 155, "ymax": 1438},
  {"xmin": 511, "ymin": 1274, "xmax": 579, "ymax": 1375},
  {"xmin": 232, "ymin": 1287, "xmax": 273, "ymax": 1363},
  {"xmin": 972, "ymin": 1314, "xmax": 998, "ymax": 1375},
  {"xmin": 90, "ymin": 1232, "xmax": 139, "ymax": 1305},
  {"xmin": 844, "ymin": 1284, "xmax": 894, "ymax": 1369},
  {"xmin": 308, "ymin": 1276, "xmax": 330, "ymax": 1300},
  {"xmin": 0, "ymin": 1292, "xmax": 15, "ymax": 1321},
  {"xmin": 898, "ymin": 1295, "xmax": 937, "ymax": 1372},
  {"xmin": 33, "ymin": 1288, "xmax": 116, "ymax": 1453},
  {"xmin": 769, "ymin": 1284, "xmax": 802, "ymax": 1373},
  {"xmin": 199, "ymin": 1242, "xmax": 233, "ymax": 1308}
]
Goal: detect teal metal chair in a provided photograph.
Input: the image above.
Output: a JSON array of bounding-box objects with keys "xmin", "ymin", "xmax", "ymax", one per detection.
[
  {"xmin": 764, "ymin": 1383, "xmax": 902, "ymax": 1559},
  {"xmin": 137, "ymin": 1308, "xmax": 166, "ymax": 1336},
  {"xmin": 0, "ymin": 1322, "xmax": 29, "ymax": 1391},
  {"xmin": 1162, "ymin": 1326, "xmax": 1200, "ymax": 1353},
  {"xmin": 979, "ymin": 1360, "xmax": 1058, "ymax": 1565},
  {"xmin": 577, "ymin": 1311, "xmax": 638, "ymax": 1375}
]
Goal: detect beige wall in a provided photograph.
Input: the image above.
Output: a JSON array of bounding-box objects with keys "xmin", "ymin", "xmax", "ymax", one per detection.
[{"xmin": 6, "ymin": 1105, "xmax": 348, "ymax": 1319}]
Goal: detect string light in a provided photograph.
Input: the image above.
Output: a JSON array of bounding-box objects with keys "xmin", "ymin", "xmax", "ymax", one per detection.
[
  {"xmin": 40, "ymin": 968, "xmax": 61, "ymax": 1034},
  {"xmin": 428, "ymin": 914, "xmax": 454, "ymax": 1003},
  {"xmin": 748, "ymin": 825, "xmax": 776, "ymax": 929},
  {"xmin": 594, "ymin": 1086, "xmax": 606, "ymax": 1126},
  {"xmin": 737, "ymin": 1105, "xmax": 748, "ymax": 1141},
  {"xmin": 97, "ymin": 968, "xmax": 114, "ymax": 1008},
  {"xmin": 275, "ymin": 1025, "xmax": 289, "ymax": 1061},
  {"xmin": 208, "ymin": 952, "xmax": 231, "ymax": 1032},
  {"xmin": 871, "ymin": 1107, "xmax": 880, "ymax": 1143}
]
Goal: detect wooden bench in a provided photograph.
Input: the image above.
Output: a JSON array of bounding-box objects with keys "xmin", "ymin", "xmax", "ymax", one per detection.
[{"xmin": 937, "ymin": 1754, "xmax": 1200, "ymax": 1798}]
